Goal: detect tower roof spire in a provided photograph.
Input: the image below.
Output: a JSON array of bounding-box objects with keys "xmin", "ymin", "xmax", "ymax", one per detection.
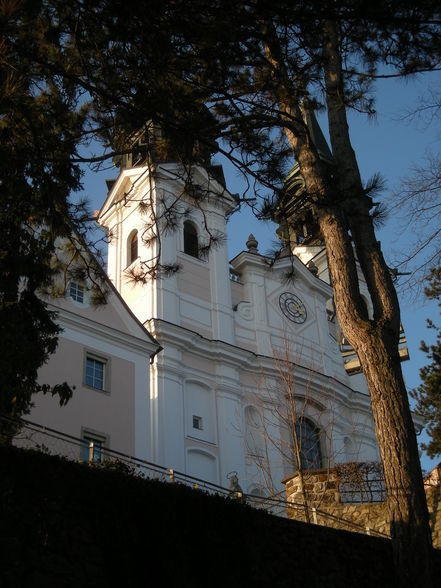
[{"xmin": 301, "ymin": 107, "xmax": 333, "ymax": 163}]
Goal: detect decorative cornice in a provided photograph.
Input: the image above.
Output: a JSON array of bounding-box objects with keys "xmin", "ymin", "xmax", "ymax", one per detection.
[
  {"xmin": 98, "ymin": 162, "xmax": 235, "ymax": 228},
  {"xmin": 230, "ymin": 251, "xmax": 333, "ymax": 298},
  {"xmin": 146, "ymin": 318, "xmax": 371, "ymax": 410}
]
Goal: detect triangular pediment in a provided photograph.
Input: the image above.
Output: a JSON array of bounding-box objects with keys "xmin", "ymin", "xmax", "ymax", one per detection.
[{"xmin": 98, "ymin": 166, "xmax": 152, "ymax": 225}]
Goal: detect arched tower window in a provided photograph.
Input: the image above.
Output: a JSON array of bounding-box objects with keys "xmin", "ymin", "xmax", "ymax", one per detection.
[
  {"xmin": 294, "ymin": 418, "xmax": 322, "ymax": 470},
  {"xmin": 128, "ymin": 230, "xmax": 138, "ymax": 265},
  {"xmin": 183, "ymin": 221, "xmax": 198, "ymax": 258}
]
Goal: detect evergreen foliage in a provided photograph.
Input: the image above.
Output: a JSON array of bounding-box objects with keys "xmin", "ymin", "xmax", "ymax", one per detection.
[
  {"xmin": 411, "ymin": 267, "xmax": 441, "ymax": 458},
  {"xmin": 0, "ymin": 0, "xmax": 101, "ymax": 431}
]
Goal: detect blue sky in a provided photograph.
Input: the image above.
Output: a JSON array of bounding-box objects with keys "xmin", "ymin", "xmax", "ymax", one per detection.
[{"xmin": 82, "ymin": 71, "xmax": 440, "ymax": 472}]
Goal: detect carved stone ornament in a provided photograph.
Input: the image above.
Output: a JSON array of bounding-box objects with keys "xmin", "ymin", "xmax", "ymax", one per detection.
[{"xmin": 236, "ymin": 301, "xmax": 254, "ymax": 321}]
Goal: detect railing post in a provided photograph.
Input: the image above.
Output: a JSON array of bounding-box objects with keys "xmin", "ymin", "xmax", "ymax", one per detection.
[
  {"xmin": 169, "ymin": 468, "xmax": 174, "ymax": 483},
  {"xmin": 312, "ymin": 507, "xmax": 318, "ymax": 524}
]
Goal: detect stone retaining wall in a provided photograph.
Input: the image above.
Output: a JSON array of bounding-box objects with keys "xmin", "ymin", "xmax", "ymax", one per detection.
[{"xmin": 283, "ymin": 465, "xmax": 441, "ymax": 546}]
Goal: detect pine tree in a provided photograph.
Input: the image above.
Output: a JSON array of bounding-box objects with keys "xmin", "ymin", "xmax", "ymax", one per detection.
[
  {"xmin": 0, "ymin": 0, "xmax": 97, "ymax": 433},
  {"xmin": 411, "ymin": 267, "xmax": 441, "ymax": 458}
]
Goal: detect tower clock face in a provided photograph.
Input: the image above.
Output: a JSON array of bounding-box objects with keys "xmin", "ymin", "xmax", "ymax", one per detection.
[{"xmin": 279, "ymin": 292, "xmax": 307, "ymax": 324}]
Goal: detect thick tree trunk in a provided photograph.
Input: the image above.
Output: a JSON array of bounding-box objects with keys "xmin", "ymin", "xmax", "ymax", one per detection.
[
  {"xmin": 320, "ymin": 20, "xmax": 433, "ymax": 586},
  {"xmin": 262, "ymin": 20, "xmax": 433, "ymax": 586},
  {"xmin": 322, "ymin": 19, "xmax": 399, "ymax": 327},
  {"xmin": 318, "ymin": 206, "xmax": 433, "ymax": 587},
  {"xmin": 358, "ymin": 334, "xmax": 433, "ymax": 585}
]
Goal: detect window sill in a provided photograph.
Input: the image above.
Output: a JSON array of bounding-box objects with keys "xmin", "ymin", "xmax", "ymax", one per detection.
[
  {"xmin": 186, "ymin": 434, "xmax": 217, "ymax": 446},
  {"xmin": 178, "ymin": 252, "xmax": 208, "ymax": 265},
  {"xmin": 83, "ymin": 383, "xmax": 111, "ymax": 396},
  {"xmin": 124, "ymin": 257, "xmax": 140, "ymax": 271}
]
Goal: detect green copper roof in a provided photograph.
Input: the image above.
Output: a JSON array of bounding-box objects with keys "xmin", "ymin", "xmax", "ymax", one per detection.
[{"xmin": 303, "ymin": 110, "xmax": 333, "ymax": 163}]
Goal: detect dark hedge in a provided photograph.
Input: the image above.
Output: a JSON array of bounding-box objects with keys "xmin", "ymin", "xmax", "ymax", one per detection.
[{"xmin": 1, "ymin": 446, "xmax": 439, "ymax": 587}]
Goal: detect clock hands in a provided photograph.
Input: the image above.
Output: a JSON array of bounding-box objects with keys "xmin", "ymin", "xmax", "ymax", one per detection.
[{"xmin": 279, "ymin": 292, "xmax": 307, "ymax": 324}]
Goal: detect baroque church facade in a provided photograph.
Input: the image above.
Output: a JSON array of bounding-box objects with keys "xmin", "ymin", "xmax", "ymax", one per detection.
[
  {"xmin": 93, "ymin": 152, "xmax": 384, "ymax": 495},
  {"xmin": 28, "ymin": 122, "xmax": 411, "ymax": 497}
]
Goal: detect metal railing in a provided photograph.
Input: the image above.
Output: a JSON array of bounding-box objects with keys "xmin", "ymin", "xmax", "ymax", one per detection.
[
  {"xmin": 339, "ymin": 479, "xmax": 387, "ymax": 503},
  {"xmin": 336, "ymin": 462, "xmax": 387, "ymax": 503},
  {"xmin": 2, "ymin": 416, "xmax": 388, "ymax": 539}
]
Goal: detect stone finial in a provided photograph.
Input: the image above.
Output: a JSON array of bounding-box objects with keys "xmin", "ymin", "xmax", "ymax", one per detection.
[{"xmin": 246, "ymin": 233, "xmax": 258, "ymax": 254}]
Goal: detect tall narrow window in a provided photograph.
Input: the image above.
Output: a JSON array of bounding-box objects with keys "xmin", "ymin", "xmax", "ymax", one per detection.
[
  {"xmin": 183, "ymin": 221, "xmax": 198, "ymax": 258},
  {"xmin": 128, "ymin": 230, "xmax": 138, "ymax": 265},
  {"xmin": 85, "ymin": 356, "xmax": 106, "ymax": 390},
  {"xmin": 294, "ymin": 418, "xmax": 322, "ymax": 470}
]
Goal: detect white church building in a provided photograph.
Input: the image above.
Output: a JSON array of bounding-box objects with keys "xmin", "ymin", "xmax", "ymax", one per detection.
[{"xmin": 29, "ymin": 132, "xmax": 410, "ymax": 497}]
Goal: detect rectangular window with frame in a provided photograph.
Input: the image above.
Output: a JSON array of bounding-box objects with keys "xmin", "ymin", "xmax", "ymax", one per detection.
[
  {"xmin": 69, "ymin": 281, "xmax": 84, "ymax": 303},
  {"xmin": 192, "ymin": 415, "xmax": 203, "ymax": 430},
  {"xmin": 81, "ymin": 431, "xmax": 107, "ymax": 463},
  {"xmin": 85, "ymin": 355, "xmax": 107, "ymax": 391}
]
